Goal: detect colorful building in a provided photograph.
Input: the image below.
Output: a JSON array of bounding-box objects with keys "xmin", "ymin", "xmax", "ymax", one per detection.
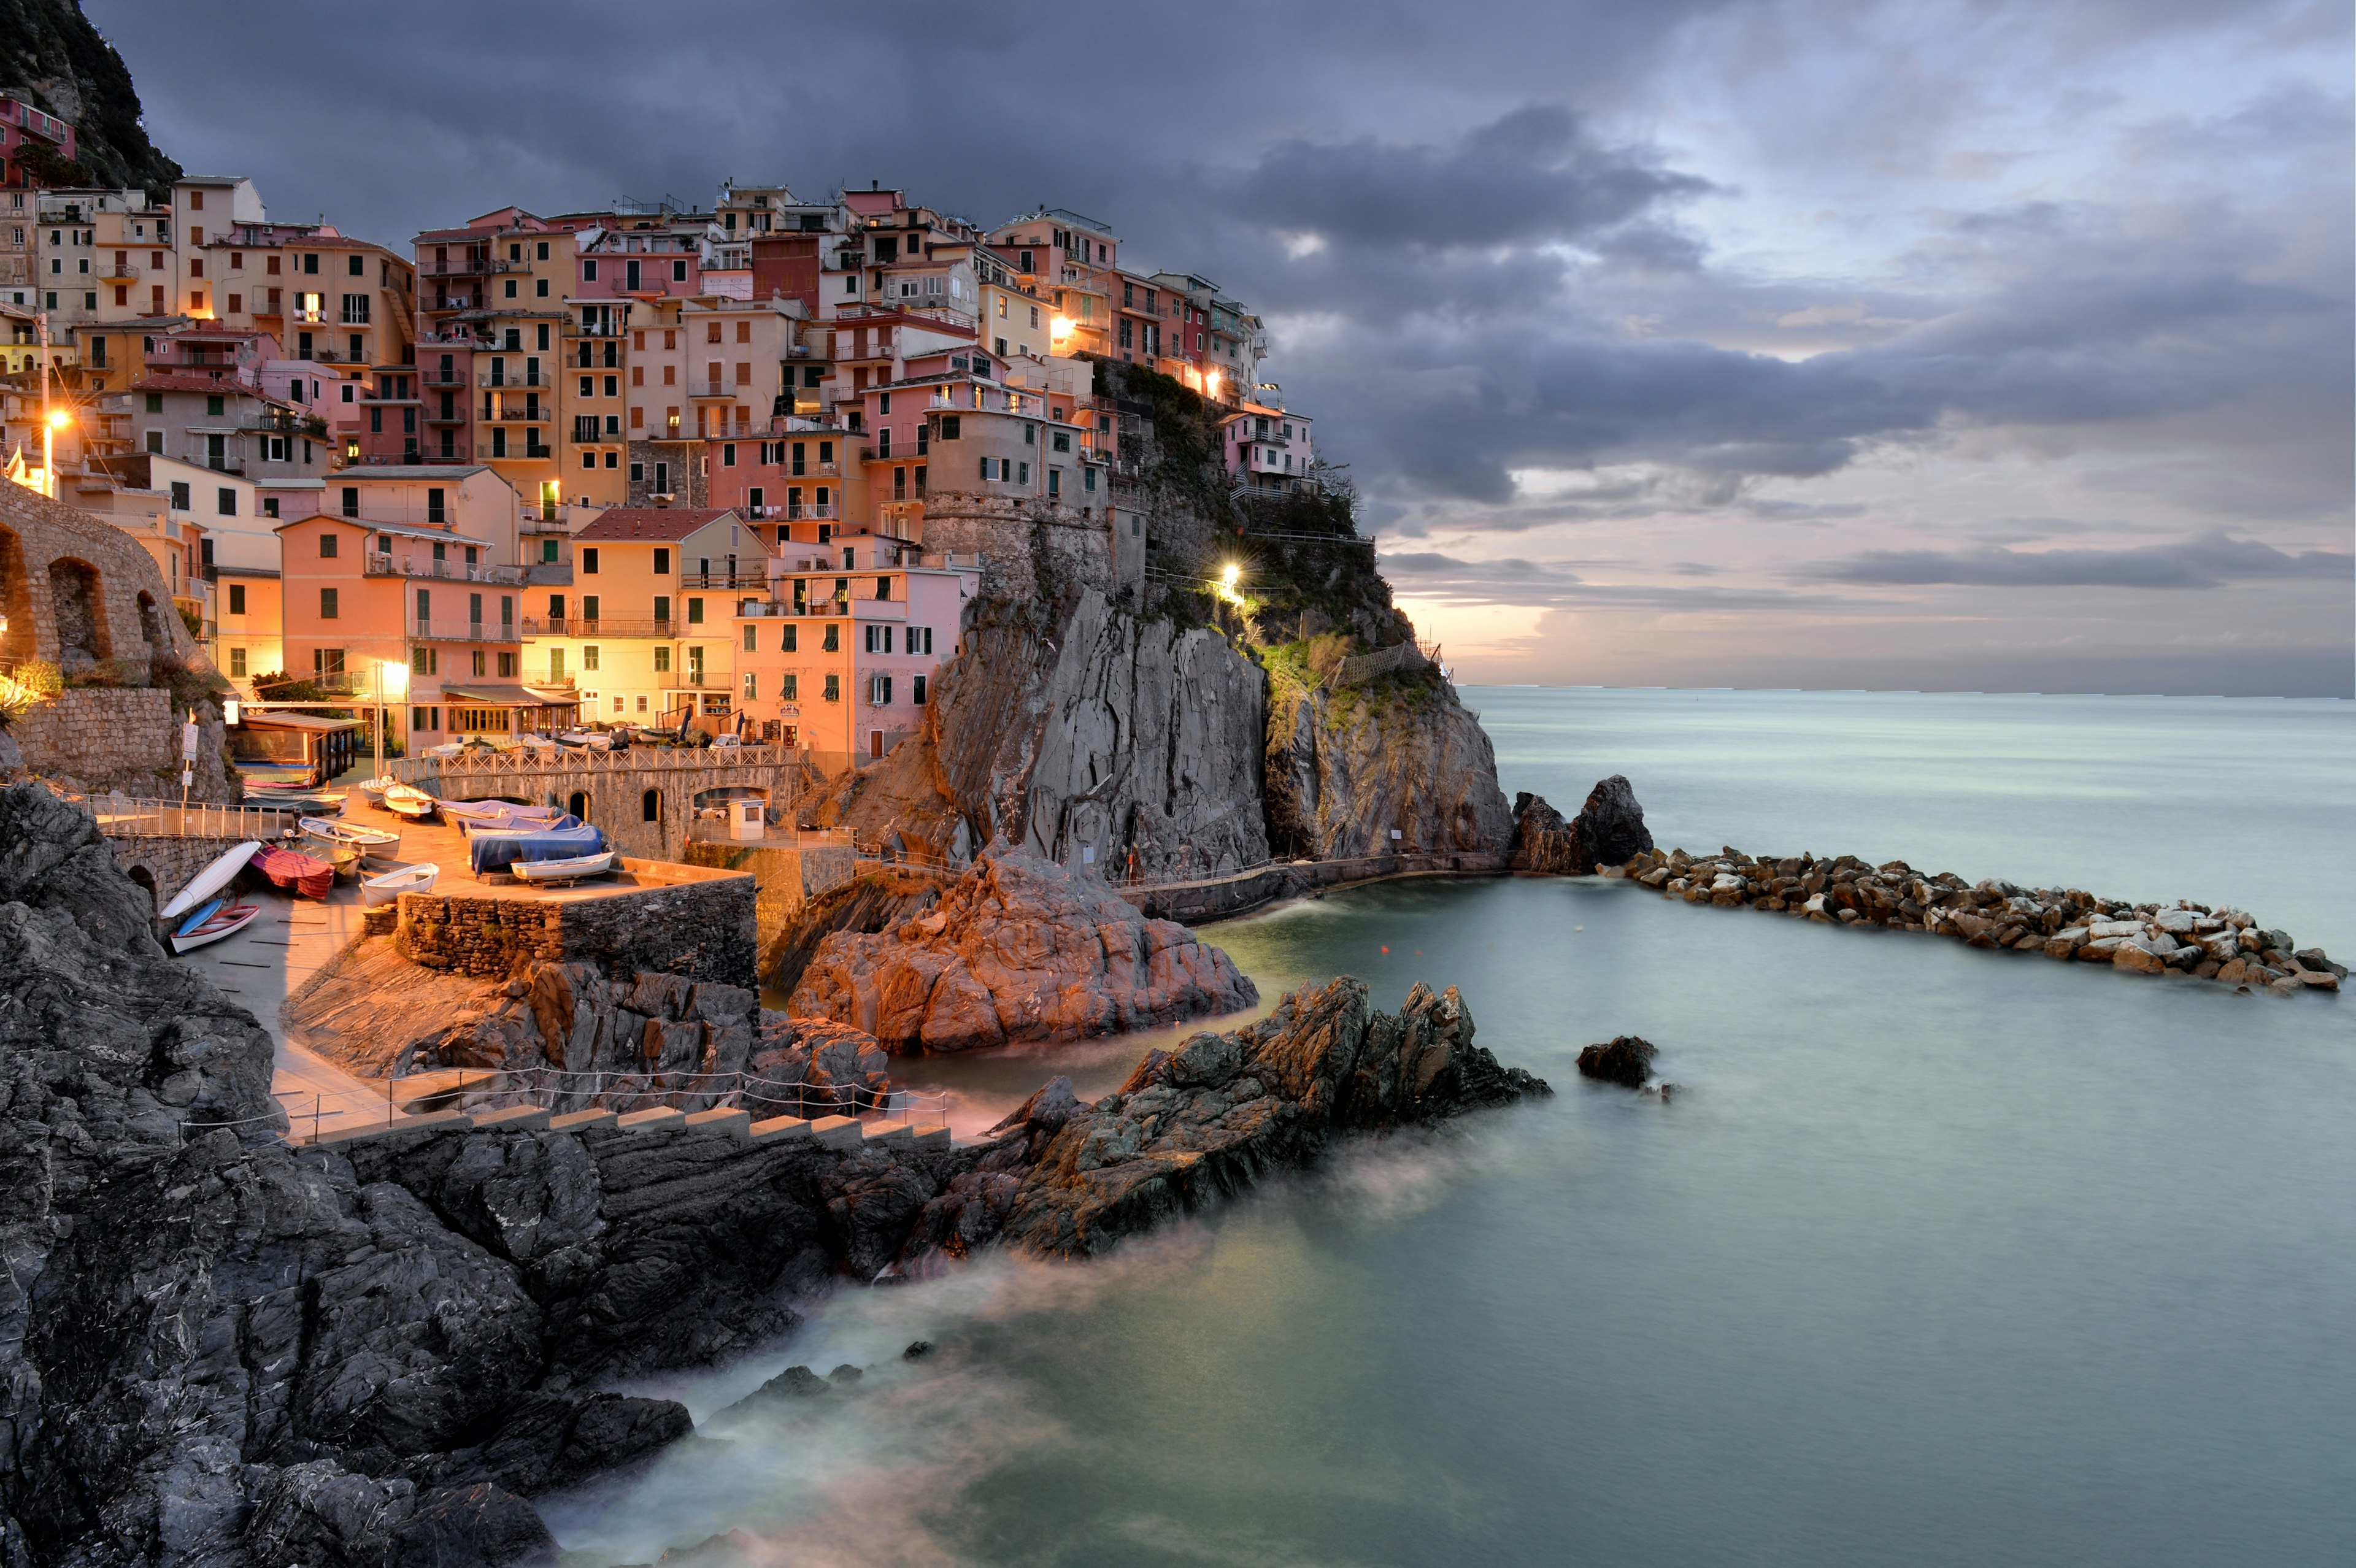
[{"xmin": 542, "ymin": 506, "xmax": 764, "ymax": 726}]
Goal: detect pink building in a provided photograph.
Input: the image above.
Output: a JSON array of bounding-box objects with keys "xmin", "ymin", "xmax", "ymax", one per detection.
[{"xmin": 0, "ymin": 95, "xmax": 75, "ymax": 188}]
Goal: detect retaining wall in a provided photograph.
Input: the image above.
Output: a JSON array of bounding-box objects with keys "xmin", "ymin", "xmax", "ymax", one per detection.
[
  {"xmin": 395, "ymin": 861, "xmax": 758, "ymax": 986},
  {"xmin": 1117, "ymin": 850, "xmax": 1509, "ymax": 924}
]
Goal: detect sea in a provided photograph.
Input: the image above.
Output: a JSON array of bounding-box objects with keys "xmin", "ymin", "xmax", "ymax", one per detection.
[{"xmin": 543, "ymin": 688, "xmax": 2356, "ymax": 1567}]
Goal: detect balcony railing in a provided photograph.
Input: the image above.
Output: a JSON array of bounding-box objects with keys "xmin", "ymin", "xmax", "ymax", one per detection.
[
  {"xmin": 365, "ymin": 552, "xmax": 524, "ymax": 585},
  {"xmin": 422, "ymin": 368, "xmax": 468, "ymax": 385},
  {"xmin": 406, "ymin": 617, "xmax": 514, "ymax": 644},
  {"xmin": 774, "ymin": 502, "xmax": 839, "ymax": 520},
  {"xmin": 520, "ymin": 615, "xmax": 677, "ymax": 638},
  {"xmin": 483, "ymin": 401, "xmax": 552, "ymax": 423},
  {"xmin": 690, "ymin": 380, "xmax": 739, "ymax": 399},
  {"xmin": 480, "ymin": 367, "xmax": 548, "ymax": 388},
  {"xmin": 571, "ymin": 418, "xmax": 599, "ymax": 442},
  {"xmin": 679, "ymin": 573, "xmax": 767, "ymax": 591}
]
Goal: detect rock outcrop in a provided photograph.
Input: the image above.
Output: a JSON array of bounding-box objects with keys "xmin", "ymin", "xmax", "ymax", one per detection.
[
  {"xmin": 1576, "ymin": 1035, "xmax": 1657, "ymax": 1088},
  {"xmin": 1265, "ymin": 664, "xmax": 1512, "ymax": 861},
  {"xmin": 908, "ymin": 977, "xmax": 1550, "ymax": 1259},
  {"xmin": 786, "ymin": 850, "xmax": 1257, "ymax": 1051},
  {"xmin": 1507, "ymin": 776, "xmax": 1655, "ymax": 875},
  {"xmin": 1623, "ymin": 843, "xmax": 2344, "ymax": 996}
]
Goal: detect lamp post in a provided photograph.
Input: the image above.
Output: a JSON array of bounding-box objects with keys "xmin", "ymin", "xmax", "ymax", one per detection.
[{"xmin": 375, "ymin": 660, "xmax": 408, "ymax": 783}]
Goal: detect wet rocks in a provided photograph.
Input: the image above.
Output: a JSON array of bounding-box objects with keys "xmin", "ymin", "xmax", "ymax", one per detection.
[
  {"xmin": 1576, "ymin": 1035, "xmax": 1657, "ymax": 1088},
  {"xmin": 913, "ymin": 977, "xmax": 1550, "ymax": 1260},
  {"xmin": 1617, "ymin": 842, "xmax": 2341, "ymax": 997},
  {"xmin": 785, "ymin": 850, "xmax": 1258, "ymax": 1051},
  {"xmin": 1508, "ymin": 775, "xmax": 1657, "ymax": 875}
]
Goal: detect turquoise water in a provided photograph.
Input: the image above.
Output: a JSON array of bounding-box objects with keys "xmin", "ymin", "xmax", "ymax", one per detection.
[{"xmin": 547, "ymin": 689, "xmax": 2356, "ymax": 1567}]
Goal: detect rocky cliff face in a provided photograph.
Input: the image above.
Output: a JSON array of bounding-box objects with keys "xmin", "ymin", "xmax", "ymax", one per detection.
[
  {"xmin": 912, "ymin": 975, "xmax": 1550, "ymax": 1259},
  {"xmin": 1506, "ymin": 776, "xmax": 1656, "ymax": 875},
  {"xmin": 1265, "ymin": 664, "xmax": 1514, "ymax": 859},
  {"xmin": 0, "ymin": 0, "xmax": 182, "ymax": 190},
  {"xmin": 786, "ymin": 850, "xmax": 1256, "ymax": 1051}
]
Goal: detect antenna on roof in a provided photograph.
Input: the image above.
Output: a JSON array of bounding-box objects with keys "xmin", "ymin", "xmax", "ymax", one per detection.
[{"xmin": 871, "ymin": 179, "xmax": 879, "ymax": 191}]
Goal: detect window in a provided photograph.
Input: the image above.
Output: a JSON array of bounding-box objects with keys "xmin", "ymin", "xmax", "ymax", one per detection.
[
  {"xmin": 145, "ymin": 392, "xmax": 163, "ymax": 413},
  {"xmin": 169, "ymin": 480, "xmax": 190, "ymax": 510},
  {"xmin": 207, "ymin": 395, "xmax": 225, "ymax": 417},
  {"xmin": 319, "ymin": 532, "xmax": 339, "ymax": 558},
  {"xmin": 642, "ymin": 789, "xmax": 661, "ymax": 822},
  {"xmin": 782, "ymin": 673, "xmax": 798, "ymax": 700},
  {"xmin": 582, "ymin": 547, "xmax": 599, "ymax": 574},
  {"xmin": 217, "ymin": 487, "xmax": 237, "ymax": 515},
  {"xmin": 742, "ymin": 672, "xmax": 756, "ymax": 701},
  {"xmin": 742, "ymin": 625, "xmax": 756, "ymax": 651},
  {"xmin": 227, "ymin": 583, "xmax": 247, "ymax": 615},
  {"xmin": 1018, "ymin": 461, "xmax": 1029, "ymax": 484},
  {"xmin": 320, "ymin": 587, "xmax": 339, "ymax": 618},
  {"xmin": 582, "ymin": 645, "xmax": 599, "ymax": 670},
  {"xmin": 654, "ymin": 548, "xmax": 670, "ymax": 575},
  {"xmin": 229, "ymin": 647, "xmax": 247, "ymax": 677},
  {"xmin": 782, "ymin": 623, "xmax": 797, "ymax": 653},
  {"xmin": 498, "ymin": 652, "xmax": 516, "ymax": 677},
  {"xmin": 472, "ymin": 650, "xmax": 486, "ymax": 676},
  {"xmin": 687, "ymin": 598, "xmax": 704, "ymax": 625},
  {"xmin": 823, "ymin": 672, "xmax": 840, "ymax": 702},
  {"xmin": 654, "ymin": 594, "xmax": 671, "ymax": 624},
  {"xmin": 654, "ymin": 645, "xmax": 671, "ymax": 672},
  {"xmin": 869, "ymin": 674, "xmax": 893, "ymax": 705},
  {"xmin": 822, "ymin": 623, "xmax": 839, "ymax": 652}
]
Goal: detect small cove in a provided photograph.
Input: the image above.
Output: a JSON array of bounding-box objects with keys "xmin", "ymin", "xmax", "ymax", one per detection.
[{"xmin": 546, "ymin": 690, "xmax": 2356, "ymax": 1567}]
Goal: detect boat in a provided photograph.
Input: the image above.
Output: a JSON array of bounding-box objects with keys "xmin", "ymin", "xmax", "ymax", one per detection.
[
  {"xmin": 510, "ymin": 850, "xmax": 616, "ymax": 885},
  {"xmin": 555, "ymin": 730, "xmax": 612, "ymax": 751},
  {"xmin": 383, "ymin": 784, "xmax": 439, "ymax": 820},
  {"xmin": 158, "ymin": 840, "xmax": 264, "ymax": 921},
  {"xmin": 170, "ymin": 896, "xmax": 263, "ymax": 954},
  {"xmin": 468, "ymin": 820, "xmax": 602, "ymax": 877},
  {"xmin": 301, "ymin": 817, "xmax": 402, "ymax": 861},
  {"xmin": 356, "ymin": 775, "xmax": 398, "ymax": 805},
  {"xmin": 252, "ymin": 844, "xmax": 337, "ymax": 898},
  {"xmin": 360, "ymin": 862, "xmax": 441, "ymax": 907}
]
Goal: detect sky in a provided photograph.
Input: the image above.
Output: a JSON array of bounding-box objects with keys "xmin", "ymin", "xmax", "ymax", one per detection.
[{"xmin": 93, "ymin": 0, "xmax": 2355, "ymax": 696}]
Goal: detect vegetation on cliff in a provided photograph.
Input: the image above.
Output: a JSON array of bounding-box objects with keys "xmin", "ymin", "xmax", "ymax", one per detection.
[{"xmin": 0, "ymin": 0, "xmax": 180, "ymax": 191}]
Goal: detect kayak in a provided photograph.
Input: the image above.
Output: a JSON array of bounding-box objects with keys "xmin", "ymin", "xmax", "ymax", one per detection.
[
  {"xmin": 252, "ymin": 844, "xmax": 337, "ymax": 898},
  {"xmin": 158, "ymin": 840, "xmax": 263, "ymax": 921},
  {"xmin": 171, "ymin": 897, "xmax": 262, "ymax": 954},
  {"xmin": 360, "ymin": 862, "xmax": 439, "ymax": 907}
]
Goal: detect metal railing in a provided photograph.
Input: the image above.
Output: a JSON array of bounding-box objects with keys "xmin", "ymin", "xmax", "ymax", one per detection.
[
  {"xmin": 365, "ymin": 553, "xmax": 525, "ymax": 585},
  {"xmin": 88, "ymin": 792, "xmax": 300, "ymax": 842},
  {"xmin": 680, "ymin": 573, "xmax": 767, "ymax": 590},
  {"xmin": 406, "ymin": 617, "xmax": 510, "ymax": 643},
  {"xmin": 520, "ymin": 614, "xmax": 674, "ymax": 637}
]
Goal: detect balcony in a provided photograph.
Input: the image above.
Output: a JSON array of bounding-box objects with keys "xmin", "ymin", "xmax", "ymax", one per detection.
[
  {"xmin": 482, "ymin": 400, "xmax": 552, "ymax": 423},
  {"xmin": 364, "ymin": 552, "xmax": 525, "ymax": 586},
  {"xmin": 783, "ymin": 462, "xmax": 841, "ymax": 478},
  {"xmin": 421, "ymin": 367, "xmax": 469, "ymax": 386},
  {"xmin": 480, "ymin": 367, "xmax": 549, "ymax": 388},
  {"xmin": 776, "ymin": 502, "xmax": 839, "ymax": 521},
  {"xmin": 680, "ymin": 573, "xmax": 767, "ymax": 591},
  {"xmin": 520, "ymin": 615, "xmax": 677, "ymax": 639},
  {"xmin": 406, "ymin": 617, "xmax": 517, "ymax": 644},
  {"xmin": 689, "ymin": 380, "xmax": 739, "ymax": 401},
  {"xmin": 742, "ymin": 595, "xmax": 907, "ymax": 621}
]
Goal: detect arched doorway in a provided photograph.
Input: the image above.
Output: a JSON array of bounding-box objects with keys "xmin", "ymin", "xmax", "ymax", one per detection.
[
  {"xmin": 568, "ymin": 790, "xmax": 588, "ymax": 821},
  {"xmin": 47, "ymin": 558, "xmax": 110, "ymax": 672}
]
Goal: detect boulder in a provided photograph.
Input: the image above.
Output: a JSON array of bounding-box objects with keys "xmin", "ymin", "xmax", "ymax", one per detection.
[
  {"xmin": 785, "ymin": 851, "xmax": 1257, "ymax": 1051},
  {"xmin": 1576, "ymin": 1035, "xmax": 1657, "ymax": 1088},
  {"xmin": 1506, "ymin": 777, "xmax": 1655, "ymax": 875}
]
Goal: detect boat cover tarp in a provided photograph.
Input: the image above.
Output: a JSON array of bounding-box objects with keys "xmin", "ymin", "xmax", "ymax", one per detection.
[
  {"xmin": 440, "ymin": 799, "xmax": 569, "ymax": 829},
  {"xmin": 469, "ymin": 822, "xmax": 606, "ymax": 876},
  {"xmin": 252, "ymin": 845, "xmax": 336, "ymax": 898}
]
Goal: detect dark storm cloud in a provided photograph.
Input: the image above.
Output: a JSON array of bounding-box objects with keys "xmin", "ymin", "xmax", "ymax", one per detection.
[
  {"xmin": 1380, "ymin": 550, "xmax": 1861, "ymax": 610},
  {"xmin": 1809, "ymin": 533, "xmax": 2353, "ymax": 589},
  {"xmin": 1215, "ymin": 106, "xmax": 1714, "ymax": 253}
]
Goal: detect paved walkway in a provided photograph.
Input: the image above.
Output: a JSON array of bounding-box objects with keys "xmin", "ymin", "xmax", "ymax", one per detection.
[{"xmin": 169, "ymin": 780, "xmax": 408, "ymax": 1137}]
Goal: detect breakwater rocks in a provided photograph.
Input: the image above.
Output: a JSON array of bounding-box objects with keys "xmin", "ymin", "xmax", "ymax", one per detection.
[
  {"xmin": 1577, "ymin": 1035, "xmax": 1658, "ymax": 1088},
  {"xmin": 787, "ymin": 849, "xmax": 1257, "ymax": 1051},
  {"xmin": 931, "ymin": 976, "xmax": 1550, "ymax": 1259},
  {"xmin": 1619, "ymin": 845, "xmax": 2346, "ymax": 996},
  {"xmin": 1508, "ymin": 775, "xmax": 1655, "ymax": 875}
]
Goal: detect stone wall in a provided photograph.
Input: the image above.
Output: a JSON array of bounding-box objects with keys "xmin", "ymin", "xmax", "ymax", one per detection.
[
  {"xmin": 395, "ymin": 865, "xmax": 756, "ymax": 987},
  {"xmin": 918, "ymin": 494, "xmax": 1135, "ymax": 608},
  {"xmin": 105, "ymin": 833, "xmax": 247, "ymax": 918},
  {"xmin": 682, "ymin": 839, "xmax": 855, "ymax": 981},
  {"xmin": 0, "ymin": 480, "xmax": 206, "ymax": 677},
  {"xmin": 410, "ymin": 745, "xmax": 802, "ymax": 862},
  {"xmin": 7, "ymin": 687, "xmax": 234, "ymax": 801}
]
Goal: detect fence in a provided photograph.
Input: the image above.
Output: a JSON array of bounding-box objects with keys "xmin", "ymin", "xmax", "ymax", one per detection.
[
  {"xmin": 1326, "ymin": 640, "xmax": 1436, "ymax": 688},
  {"xmin": 388, "ymin": 741, "xmax": 803, "ymax": 786},
  {"xmin": 87, "ymin": 793, "xmax": 300, "ymax": 841}
]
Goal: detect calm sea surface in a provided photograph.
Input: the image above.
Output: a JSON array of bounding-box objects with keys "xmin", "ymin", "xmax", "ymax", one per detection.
[{"xmin": 547, "ymin": 688, "xmax": 2356, "ymax": 1567}]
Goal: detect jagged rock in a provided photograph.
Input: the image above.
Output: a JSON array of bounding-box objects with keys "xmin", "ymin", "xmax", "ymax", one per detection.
[
  {"xmin": 963, "ymin": 978, "xmax": 1549, "ymax": 1259},
  {"xmin": 0, "ymin": 778, "xmax": 161, "ymax": 950},
  {"xmin": 1265, "ymin": 664, "xmax": 1512, "ymax": 860},
  {"xmin": 1506, "ymin": 792, "xmax": 1578, "ymax": 872},
  {"xmin": 1509, "ymin": 777, "xmax": 1655, "ymax": 875},
  {"xmin": 1576, "ymin": 1035, "xmax": 1657, "ymax": 1088},
  {"xmin": 785, "ymin": 851, "xmax": 1257, "ymax": 1051}
]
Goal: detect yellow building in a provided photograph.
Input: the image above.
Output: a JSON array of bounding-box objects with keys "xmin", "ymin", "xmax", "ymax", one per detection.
[{"xmin": 534, "ymin": 505, "xmax": 766, "ymax": 727}]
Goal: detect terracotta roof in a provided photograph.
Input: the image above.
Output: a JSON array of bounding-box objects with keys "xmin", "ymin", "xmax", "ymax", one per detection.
[{"xmin": 575, "ymin": 507, "xmax": 742, "ymax": 542}]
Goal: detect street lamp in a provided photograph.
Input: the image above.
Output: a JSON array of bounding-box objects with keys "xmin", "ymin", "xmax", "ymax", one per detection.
[
  {"xmin": 375, "ymin": 660, "xmax": 409, "ymax": 783},
  {"xmin": 42, "ymin": 409, "xmax": 68, "ymax": 501}
]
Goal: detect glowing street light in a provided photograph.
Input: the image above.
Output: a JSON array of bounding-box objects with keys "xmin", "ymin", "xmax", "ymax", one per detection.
[
  {"xmin": 1049, "ymin": 315, "xmax": 1074, "ymax": 342},
  {"xmin": 1222, "ymin": 562, "xmax": 1241, "ymax": 591}
]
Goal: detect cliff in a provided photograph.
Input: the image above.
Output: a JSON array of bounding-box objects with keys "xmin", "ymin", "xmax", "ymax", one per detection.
[{"xmin": 0, "ymin": 0, "xmax": 180, "ymax": 190}]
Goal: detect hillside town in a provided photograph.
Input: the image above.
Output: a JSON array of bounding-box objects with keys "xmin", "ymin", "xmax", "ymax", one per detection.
[{"xmin": 0, "ymin": 126, "xmax": 1323, "ymax": 763}]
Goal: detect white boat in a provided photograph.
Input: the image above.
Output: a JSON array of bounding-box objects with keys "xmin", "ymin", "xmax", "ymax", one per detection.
[
  {"xmin": 170, "ymin": 896, "xmax": 262, "ymax": 954},
  {"xmin": 510, "ymin": 850, "xmax": 617, "ymax": 885},
  {"xmin": 356, "ymin": 775, "xmax": 398, "ymax": 805},
  {"xmin": 556, "ymin": 730, "xmax": 612, "ymax": 751},
  {"xmin": 301, "ymin": 817, "xmax": 402, "ymax": 861},
  {"xmin": 158, "ymin": 840, "xmax": 263, "ymax": 921},
  {"xmin": 383, "ymin": 784, "xmax": 438, "ymax": 820},
  {"xmin": 360, "ymin": 862, "xmax": 441, "ymax": 907}
]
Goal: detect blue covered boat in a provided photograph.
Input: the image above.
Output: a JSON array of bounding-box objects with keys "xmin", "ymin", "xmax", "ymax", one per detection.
[{"xmin": 469, "ymin": 821, "xmax": 606, "ymax": 877}]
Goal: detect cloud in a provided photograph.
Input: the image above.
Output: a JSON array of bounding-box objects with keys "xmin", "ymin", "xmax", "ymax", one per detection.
[
  {"xmin": 1217, "ymin": 106, "xmax": 1714, "ymax": 255},
  {"xmin": 1807, "ymin": 533, "xmax": 2353, "ymax": 588}
]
